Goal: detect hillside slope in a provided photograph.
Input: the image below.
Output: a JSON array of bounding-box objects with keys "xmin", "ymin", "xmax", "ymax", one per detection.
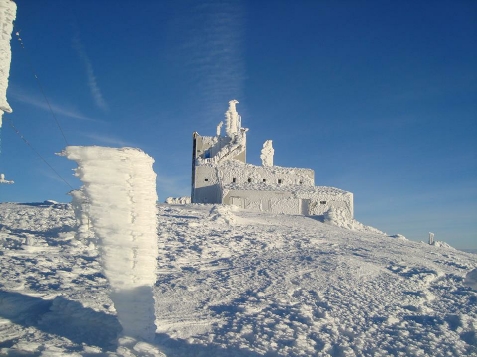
[{"xmin": 0, "ymin": 202, "xmax": 476, "ymax": 356}]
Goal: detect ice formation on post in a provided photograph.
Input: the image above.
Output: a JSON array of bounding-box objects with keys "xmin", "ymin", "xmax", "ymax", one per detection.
[
  {"xmin": 225, "ymin": 99, "xmax": 241, "ymax": 137},
  {"xmin": 63, "ymin": 146, "xmax": 159, "ymax": 342},
  {"xmin": 260, "ymin": 140, "xmax": 274, "ymax": 167},
  {"xmin": 0, "ymin": 0, "xmax": 16, "ymax": 128}
]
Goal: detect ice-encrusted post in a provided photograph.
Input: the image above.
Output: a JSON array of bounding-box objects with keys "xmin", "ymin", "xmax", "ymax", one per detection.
[
  {"xmin": 225, "ymin": 99, "xmax": 241, "ymax": 138},
  {"xmin": 260, "ymin": 140, "xmax": 274, "ymax": 167},
  {"xmin": 0, "ymin": 0, "xmax": 16, "ymax": 128},
  {"xmin": 63, "ymin": 146, "xmax": 159, "ymax": 342},
  {"xmin": 428, "ymin": 232, "xmax": 434, "ymax": 245}
]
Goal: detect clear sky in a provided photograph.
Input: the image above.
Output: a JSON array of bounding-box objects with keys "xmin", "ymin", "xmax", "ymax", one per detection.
[{"xmin": 0, "ymin": 0, "xmax": 475, "ymax": 249}]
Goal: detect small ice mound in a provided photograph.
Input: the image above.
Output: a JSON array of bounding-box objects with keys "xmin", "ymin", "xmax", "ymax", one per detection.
[
  {"xmin": 432, "ymin": 241, "xmax": 454, "ymax": 249},
  {"xmin": 464, "ymin": 268, "xmax": 477, "ymax": 290},
  {"xmin": 165, "ymin": 196, "xmax": 191, "ymax": 205},
  {"xmin": 323, "ymin": 207, "xmax": 386, "ymax": 234},
  {"xmin": 389, "ymin": 234, "xmax": 407, "ymax": 240},
  {"xmin": 116, "ymin": 336, "xmax": 167, "ymax": 357},
  {"xmin": 208, "ymin": 205, "xmax": 236, "ymax": 225}
]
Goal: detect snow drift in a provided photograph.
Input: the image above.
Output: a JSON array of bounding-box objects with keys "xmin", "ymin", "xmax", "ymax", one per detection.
[{"xmin": 63, "ymin": 146, "xmax": 159, "ymax": 343}]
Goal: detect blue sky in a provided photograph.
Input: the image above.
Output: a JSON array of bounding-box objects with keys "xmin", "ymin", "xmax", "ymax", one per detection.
[{"xmin": 0, "ymin": 0, "xmax": 475, "ymax": 249}]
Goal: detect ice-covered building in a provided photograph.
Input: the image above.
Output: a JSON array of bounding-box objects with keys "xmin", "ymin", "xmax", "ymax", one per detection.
[{"xmin": 191, "ymin": 100, "xmax": 354, "ymax": 219}]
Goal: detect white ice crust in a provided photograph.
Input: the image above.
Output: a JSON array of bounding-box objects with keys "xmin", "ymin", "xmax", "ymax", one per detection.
[
  {"xmin": 225, "ymin": 99, "xmax": 241, "ymax": 138},
  {"xmin": 0, "ymin": 173, "xmax": 13, "ymax": 183},
  {"xmin": 63, "ymin": 146, "xmax": 159, "ymax": 342},
  {"xmin": 0, "ymin": 0, "xmax": 16, "ymax": 127},
  {"xmin": 260, "ymin": 140, "xmax": 274, "ymax": 166}
]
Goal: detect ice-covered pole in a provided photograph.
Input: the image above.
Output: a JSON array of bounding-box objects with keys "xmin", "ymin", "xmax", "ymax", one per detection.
[
  {"xmin": 0, "ymin": 0, "xmax": 16, "ymax": 128},
  {"xmin": 63, "ymin": 146, "xmax": 159, "ymax": 342}
]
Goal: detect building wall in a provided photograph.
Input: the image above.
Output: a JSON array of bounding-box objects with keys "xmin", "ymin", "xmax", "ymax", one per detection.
[
  {"xmin": 217, "ymin": 161, "xmax": 315, "ymax": 187},
  {"xmin": 222, "ymin": 187, "xmax": 354, "ymax": 219}
]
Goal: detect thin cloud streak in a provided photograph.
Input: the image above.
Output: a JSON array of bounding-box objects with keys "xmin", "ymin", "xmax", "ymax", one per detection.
[
  {"xmin": 83, "ymin": 132, "xmax": 135, "ymax": 147},
  {"xmin": 72, "ymin": 34, "xmax": 109, "ymax": 112},
  {"xmin": 170, "ymin": 0, "xmax": 245, "ymax": 119},
  {"xmin": 11, "ymin": 91, "xmax": 100, "ymax": 122}
]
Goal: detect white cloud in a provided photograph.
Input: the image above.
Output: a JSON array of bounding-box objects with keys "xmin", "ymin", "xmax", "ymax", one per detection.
[{"xmin": 72, "ymin": 34, "xmax": 109, "ymax": 112}]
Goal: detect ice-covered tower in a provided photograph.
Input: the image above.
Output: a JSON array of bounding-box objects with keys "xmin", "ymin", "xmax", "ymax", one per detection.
[{"xmin": 0, "ymin": 0, "xmax": 16, "ymax": 128}]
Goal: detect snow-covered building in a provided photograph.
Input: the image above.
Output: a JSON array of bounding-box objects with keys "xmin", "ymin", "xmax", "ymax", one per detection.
[{"xmin": 191, "ymin": 100, "xmax": 354, "ymax": 219}]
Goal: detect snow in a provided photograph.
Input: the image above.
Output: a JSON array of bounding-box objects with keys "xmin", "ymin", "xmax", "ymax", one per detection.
[
  {"xmin": 225, "ymin": 99, "xmax": 241, "ymax": 138},
  {"xmin": 260, "ymin": 140, "xmax": 274, "ymax": 167},
  {"xmin": 0, "ymin": 0, "xmax": 16, "ymax": 128},
  {"xmin": 0, "ymin": 202, "xmax": 476, "ymax": 356},
  {"xmin": 165, "ymin": 197, "xmax": 191, "ymax": 205},
  {"xmin": 62, "ymin": 146, "xmax": 159, "ymax": 344}
]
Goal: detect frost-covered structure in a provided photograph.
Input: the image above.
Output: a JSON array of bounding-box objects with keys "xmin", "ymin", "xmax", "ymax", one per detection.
[
  {"xmin": 63, "ymin": 146, "xmax": 159, "ymax": 342},
  {"xmin": 0, "ymin": 0, "xmax": 16, "ymax": 128},
  {"xmin": 192, "ymin": 100, "xmax": 354, "ymax": 219}
]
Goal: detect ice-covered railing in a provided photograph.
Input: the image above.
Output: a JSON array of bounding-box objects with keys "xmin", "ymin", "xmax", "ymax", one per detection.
[{"xmin": 62, "ymin": 146, "xmax": 159, "ymax": 342}]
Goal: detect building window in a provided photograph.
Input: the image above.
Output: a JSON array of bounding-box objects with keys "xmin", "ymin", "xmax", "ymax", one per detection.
[
  {"xmin": 299, "ymin": 180, "xmax": 303, "ymax": 184},
  {"xmin": 278, "ymin": 179, "xmax": 282, "ymax": 184},
  {"xmin": 232, "ymin": 178, "xmax": 237, "ymax": 183},
  {"xmin": 320, "ymin": 201, "xmax": 326, "ymax": 204},
  {"xmin": 248, "ymin": 178, "xmax": 252, "ymax": 183},
  {"xmin": 263, "ymin": 179, "xmax": 266, "ymax": 182},
  {"xmin": 204, "ymin": 178, "xmax": 209, "ymax": 182}
]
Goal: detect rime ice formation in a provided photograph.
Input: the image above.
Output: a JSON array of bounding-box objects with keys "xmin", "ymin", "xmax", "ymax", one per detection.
[
  {"xmin": 63, "ymin": 146, "xmax": 159, "ymax": 342},
  {"xmin": 225, "ymin": 99, "xmax": 241, "ymax": 137},
  {"xmin": 0, "ymin": 0, "xmax": 16, "ymax": 128},
  {"xmin": 165, "ymin": 196, "xmax": 191, "ymax": 205},
  {"xmin": 0, "ymin": 173, "xmax": 13, "ymax": 183},
  {"xmin": 68, "ymin": 189, "xmax": 91, "ymax": 239},
  {"xmin": 216, "ymin": 121, "xmax": 223, "ymax": 136},
  {"xmin": 260, "ymin": 140, "xmax": 274, "ymax": 167},
  {"xmin": 191, "ymin": 101, "xmax": 354, "ymax": 220}
]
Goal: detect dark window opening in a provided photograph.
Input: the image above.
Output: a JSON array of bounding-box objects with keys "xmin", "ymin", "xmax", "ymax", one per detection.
[
  {"xmin": 320, "ymin": 201, "xmax": 326, "ymax": 204},
  {"xmin": 263, "ymin": 179, "xmax": 266, "ymax": 182},
  {"xmin": 278, "ymin": 179, "xmax": 282, "ymax": 184},
  {"xmin": 299, "ymin": 180, "xmax": 303, "ymax": 184},
  {"xmin": 248, "ymin": 178, "xmax": 252, "ymax": 183},
  {"xmin": 232, "ymin": 178, "xmax": 237, "ymax": 183},
  {"xmin": 204, "ymin": 178, "xmax": 209, "ymax": 182}
]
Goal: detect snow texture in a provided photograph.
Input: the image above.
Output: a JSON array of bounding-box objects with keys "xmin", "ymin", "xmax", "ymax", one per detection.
[
  {"xmin": 63, "ymin": 146, "xmax": 159, "ymax": 343},
  {"xmin": 0, "ymin": 0, "xmax": 16, "ymax": 128},
  {"xmin": 165, "ymin": 196, "xmax": 191, "ymax": 205},
  {"xmin": 260, "ymin": 139, "xmax": 274, "ymax": 167},
  {"xmin": 0, "ymin": 202, "xmax": 476, "ymax": 356}
]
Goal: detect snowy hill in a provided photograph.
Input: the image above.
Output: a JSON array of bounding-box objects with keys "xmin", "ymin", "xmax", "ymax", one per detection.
[{"xmin": 0, "ymin": 202, "xmax": 476, "ymax": 356}]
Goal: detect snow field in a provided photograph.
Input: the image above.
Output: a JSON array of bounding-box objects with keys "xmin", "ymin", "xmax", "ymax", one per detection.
[{"xmin": 0, "ymin": 202, "xmax": 476, "ymax": 356}]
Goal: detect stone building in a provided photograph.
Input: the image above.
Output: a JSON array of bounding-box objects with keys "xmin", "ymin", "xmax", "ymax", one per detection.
[{"xmin": 191, "ymin": 100, "xmax": 353, "ymax": 219}]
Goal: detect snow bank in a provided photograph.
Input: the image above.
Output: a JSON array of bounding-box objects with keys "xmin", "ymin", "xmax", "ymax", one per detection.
[
  {"xmin": 464, "ymin": 268, "xmax": 477, "ymax": 290},
  {"xmin": 0, "ymin": 0, "xmax": 16, "ymax": 128},
  {"xmin": 165, "ymin": 196, "xmax": 191, "ymax": 205},
  {"xmin": 324, "ymin": 207, "xmax": 386, "ymax": 234},
  {"xmin": 63, "ymin": 146, "xmax": 159, "ymax": 342}
]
